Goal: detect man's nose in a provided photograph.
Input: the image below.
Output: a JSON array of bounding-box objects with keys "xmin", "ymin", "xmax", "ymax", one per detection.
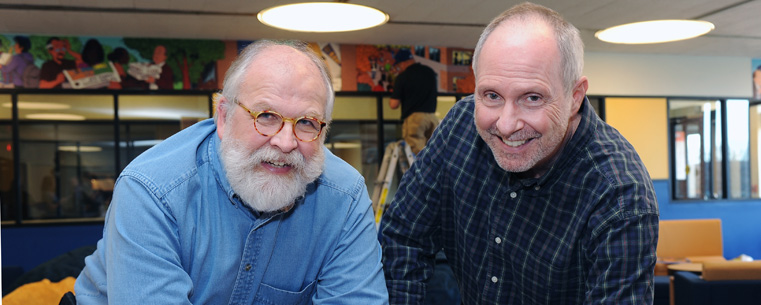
[
  {"xmin": 495, "ymin": 102, "xmax": 524, "ymax": 135},
  {"xmin": 269, "ymin": 123, "xmax": 298, "ymax": 153}
]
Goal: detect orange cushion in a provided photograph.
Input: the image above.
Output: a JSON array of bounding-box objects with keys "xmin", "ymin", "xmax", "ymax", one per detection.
[
  {"xmin": 1, "ymin": 277, "xmax": 76, "ymax": 305},
  {"xmin": 702, "ymin": 261, "xmax": 761, "ymax": 281}
]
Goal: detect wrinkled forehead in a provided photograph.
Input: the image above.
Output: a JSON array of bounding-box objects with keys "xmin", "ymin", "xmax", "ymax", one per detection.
[
  {"xmin": 479, "ymin": 21, "xmax": 560, "ymax": 68},
  {"xmin": 241, "ymin": 47, "xmax": 328, "ymax": 111}
]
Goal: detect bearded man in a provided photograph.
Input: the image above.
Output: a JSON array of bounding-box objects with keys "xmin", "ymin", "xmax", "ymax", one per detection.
[{"xmin": 74, "ymin": 40, "xmax": 388, "ymax": 304}]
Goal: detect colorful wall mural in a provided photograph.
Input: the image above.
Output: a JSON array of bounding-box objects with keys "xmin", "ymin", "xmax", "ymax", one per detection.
[
  {"xmin": 352, "ymin": 44, "xmax": 474, "ymax": 94},
  {"xmin": 0, "ymin": 35, "xmax": 225, "ymax": 90},
  {"xmin": 0, "ymin": 34, "xmax": 475, "ymax": 93},
  {"xmin": 753, "ymin": 58, "xmax": 761, "ymax": 100}
]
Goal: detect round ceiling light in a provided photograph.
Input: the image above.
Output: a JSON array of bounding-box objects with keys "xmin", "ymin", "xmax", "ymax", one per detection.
[
  {"xmin": 258, "ymin": 2, "xmax": 389, "ymax": 32},
  {"xmin": 595, "ymin": 20, "xmax": 715, "ymax": 44}
]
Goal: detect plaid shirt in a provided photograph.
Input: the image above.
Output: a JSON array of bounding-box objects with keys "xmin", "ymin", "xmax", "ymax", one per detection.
[{"xmin": 380, "ymin": 95, "xmax": 659, "ymax": 304}]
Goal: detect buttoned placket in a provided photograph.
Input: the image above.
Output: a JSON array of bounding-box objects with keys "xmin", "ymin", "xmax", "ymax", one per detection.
[
  {"xmin": 227, "ymin": 213, "xmax": 283, "ymax": 304},
  {"xmin": 487, "ymin": 189, "xmax": 520, "ymax": 294}
]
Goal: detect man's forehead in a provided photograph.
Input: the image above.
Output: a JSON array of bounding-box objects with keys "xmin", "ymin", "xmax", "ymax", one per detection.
[{"xmin": 481, "ymin": 20, "xmax": 558, "ymax": 62}]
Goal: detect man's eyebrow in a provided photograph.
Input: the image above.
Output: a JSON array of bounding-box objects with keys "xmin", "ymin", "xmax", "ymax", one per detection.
[
  {"xmin": 250, "ymin": 101, "xmax": 323, "ymax": 119},
  {"xmin": 302, "ymin": 110, "xmax": 323, "ymax": 119}
]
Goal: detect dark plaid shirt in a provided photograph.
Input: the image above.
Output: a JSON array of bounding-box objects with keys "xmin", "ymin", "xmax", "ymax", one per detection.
[{"xmin": 380, "ymin": 95, "xmax": 659, "ymax": 304}]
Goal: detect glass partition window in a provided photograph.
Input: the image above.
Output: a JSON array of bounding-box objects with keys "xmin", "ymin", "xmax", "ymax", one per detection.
[
  {"xmin": 0, "ymin": 92, "xmax": 218, "ymax": 224},
  {"xmin": 726, "ymin": 99, "xmax": 750, "ymax": 198},
  {"xmin": 17, "ymin": 94, "xmax": 116, "ymax": 221},
  {"xmin": 118, "ymin": 95, "xmax": 210, "ymax": 170},
  {"xmin": 435, "ymin": 96, "xmax": 457, "ymax": 120},
  {"xmin": 0, "ymin": 94, "xmax": 13, "ymax": 221},
  {"xmin": 328, "ymin": 95, "xmax": 382, "ymax": 192},
  {"xmin": 670, "ymin": 100, "xmax": 723, "ymax": 199},
  {"xmin": 750, "ymin": 103, "xmax": 761, "ymax": 197},
  {"xmin": 670, "ymin": 98, "xmax": 755, "ymax": 200}
]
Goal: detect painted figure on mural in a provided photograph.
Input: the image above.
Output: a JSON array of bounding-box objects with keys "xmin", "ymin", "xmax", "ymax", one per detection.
[
  {"xmin": 145, "ymin": 45, "xmax": 174, "ymax": 90},
  {"xmin": 0, "ymin": 36, "xmax": 35, "ymax": 88},
  {"xmin": 107, "ymin": 47, "xmax": 148, "ymax": 90},
  {"xmin": 79, "ymin": 39, "xmax": 105, "ymax": 69},
  {"xmin": 39, "ymin": 37, "xmax": 79, "ymax": 89},
  {"xmin": 753, "ymin": 65, "xmax": 761, "ymax": 100}
]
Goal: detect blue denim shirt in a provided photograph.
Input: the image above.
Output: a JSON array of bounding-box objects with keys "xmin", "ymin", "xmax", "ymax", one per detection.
[{"xmin": 75, "ymin": 119, "xmax": 388, "ymax": 304}]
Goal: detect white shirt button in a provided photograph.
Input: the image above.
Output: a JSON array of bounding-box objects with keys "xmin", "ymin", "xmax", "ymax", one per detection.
[
  {"xmin": 495, "ymin": 237, "xmax": 502, "ymax": 244},
  {"xmin": 510, "ymin": 192, "xmax": 517, "ymax": 198},
  {"xmin": 491, "ymin": 276, "xmax": 498, "ymax": 283},
  {"xmin": 535, "ymin": 185, "xmax": 541, "ymax": 191}
]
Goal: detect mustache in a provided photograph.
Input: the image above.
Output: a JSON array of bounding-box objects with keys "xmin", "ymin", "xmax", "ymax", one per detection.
[{"xmin": 248, "ymin": 145, "xmax": 306, "ymax": 169}]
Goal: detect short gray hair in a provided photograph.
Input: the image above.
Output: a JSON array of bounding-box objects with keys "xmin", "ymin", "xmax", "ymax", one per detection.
[
  {"xmin": 215, "ymin": 39, "xmax": 335, "ymax": 123},
  {"xmin": 471, "ymin": 2, "xmax": 584, "ymax": 94}
]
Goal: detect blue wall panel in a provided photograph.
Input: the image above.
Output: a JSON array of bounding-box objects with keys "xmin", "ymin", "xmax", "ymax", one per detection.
[
  {"xmin": 654, "ymin": 179, "xmax": 761, "ymax": 260},
  {"xmin": 1, "ymin": 224, "xmax": 103, "ymax": 272}
]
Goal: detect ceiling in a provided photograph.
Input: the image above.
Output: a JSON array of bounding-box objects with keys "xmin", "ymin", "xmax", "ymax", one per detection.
[{"xmin": 0, "ymin": 0, "xmax": 760, "ymax": 58}]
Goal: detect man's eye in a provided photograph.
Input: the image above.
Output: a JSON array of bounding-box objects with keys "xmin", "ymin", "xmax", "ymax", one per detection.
[
  {"xmin": 486, "ymin": 92, "xmax": 500, "ymax": 100},
  {"xmin": 525, "ymin": 95, "xmax": 542, "ymax": 105},
  {"xmin": 297, "ymin": 118, "xmax": 319, "ymax": 129},
  {"xmin": 259, "ymin": 113, "xmax": 275, "ymax": 119},
  {"xmin": 256, "ymin": 112, "xmax": 280, "ymax": 123}
]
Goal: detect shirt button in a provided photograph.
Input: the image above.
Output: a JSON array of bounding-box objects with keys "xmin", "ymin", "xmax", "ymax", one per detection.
[
  {"xmin": 510, "ymin": 192, "xmax": 517, "ymax": 198},
  {"xmin": 245, "ymin": 264, "xmax": 252, "ymax": 271},
  {"xmin": 491, "ymin": 276, "xmax": 498, "ymax": 283},
  {"xmin": 495, "ymin": 237, "xmax": 502, "ymax": 244},
  {"xmin": 534, "ymin": 185, "xmax": 541, "ymax": 191}
]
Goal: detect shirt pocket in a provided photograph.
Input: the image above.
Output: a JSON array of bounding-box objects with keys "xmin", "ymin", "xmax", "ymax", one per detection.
[{"xmin": 254, "ymin": 279, "xmax": 316, "ymax": 305}]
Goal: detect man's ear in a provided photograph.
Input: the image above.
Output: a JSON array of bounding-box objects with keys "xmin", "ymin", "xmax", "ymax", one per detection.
[
  {"xmin": 216, "ymin": 95, "xmax": 229, "ymax": 139},
  {"xmin": 571, "ymin": 76, "xmax": 589, "ymax": 114}
]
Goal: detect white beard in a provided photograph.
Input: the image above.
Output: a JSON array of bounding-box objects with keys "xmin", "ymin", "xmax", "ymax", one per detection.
[{"xmin": 219, "ymin": 134, "xmax": 325, "ymax": 213}]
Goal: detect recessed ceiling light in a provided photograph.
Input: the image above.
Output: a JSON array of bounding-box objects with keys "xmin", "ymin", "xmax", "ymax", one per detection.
[
  {"xmin": 2, "ymin": 102, "xmax": 71, "ymax": 110},
  {"xmin": 58, "ymin": 145, "xmax": 102, "ymax": 152},
  {"xmin": 258, "ymin": 2, "xmax": 389, "ymax": 32},
  {"xmin": 595, "ymin": 20, "xmax": 715, "ymax": 44},
  {"xmin": 26, "ymin": 113, "xmax": 86, "ymax": 121}
]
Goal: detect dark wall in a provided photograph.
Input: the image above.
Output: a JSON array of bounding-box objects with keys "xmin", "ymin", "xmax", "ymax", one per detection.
[{"xmin": 1, "ymin": 223, "xmax": 103, "ymax": 272}]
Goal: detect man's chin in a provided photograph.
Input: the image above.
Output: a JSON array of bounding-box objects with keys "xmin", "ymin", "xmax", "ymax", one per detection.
[{"xmin": 495, "ymin": 158, "xmax": 530, "ymax": 173}]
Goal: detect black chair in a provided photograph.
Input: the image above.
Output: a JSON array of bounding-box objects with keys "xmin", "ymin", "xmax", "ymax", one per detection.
[
  {"xmin": 59, "ymin": 291, "xmax": 76, "ymax": 305},
  {"xmin": 673, "ymin": 261, "xmax": 761, "ymax": 305}
]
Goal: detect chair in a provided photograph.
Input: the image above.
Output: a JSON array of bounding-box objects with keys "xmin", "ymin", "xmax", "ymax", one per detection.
[
  {"xmin": 59, "ymin": 291, "xmax": 76, "ymax": 305},
  {"xmin": 673, "ymin": 261, "xmax": 761, "ymax": 305},
  {"xmin": 654, "ymin": 219, "xmax": 724, "ymax": 305},
  {"xmin": 657, "ymin": 219, "xmax": 724, "ymax": 266}
]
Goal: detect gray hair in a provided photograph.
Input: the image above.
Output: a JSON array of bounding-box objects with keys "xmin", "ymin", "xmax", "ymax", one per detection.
[
  {"xmin": 215, "ymin": 39, "xmax": 335, "ymax": 123},
  {"xmin": 471, "ymin": 2, "xmax": 584, "ymax": 95}
]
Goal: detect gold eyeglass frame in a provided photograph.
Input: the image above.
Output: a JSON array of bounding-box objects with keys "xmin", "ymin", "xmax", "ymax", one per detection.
[{"xmin": 233, "ymin": 100, "xmax": 327, "ymax": 142}]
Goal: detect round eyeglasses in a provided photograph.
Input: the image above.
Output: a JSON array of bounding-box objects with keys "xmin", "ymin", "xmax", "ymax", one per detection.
[{"xmin": 234, "ymin": 100, "xmax": 327, "ymax": 142}]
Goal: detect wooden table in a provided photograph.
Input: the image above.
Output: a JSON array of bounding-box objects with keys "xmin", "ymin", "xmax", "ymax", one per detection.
[{"xmin": 667, "ymin": 262, "xmax": 703, "ymax": 275}]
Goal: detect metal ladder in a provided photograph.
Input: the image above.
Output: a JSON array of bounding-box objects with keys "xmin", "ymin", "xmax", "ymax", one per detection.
[{"xmin": 371, "ymin": 140, "xmax": 415, "ymax": 224}]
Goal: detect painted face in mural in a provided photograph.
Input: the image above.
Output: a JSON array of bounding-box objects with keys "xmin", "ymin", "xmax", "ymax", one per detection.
[
  {"xmin": 47, "ymin": 39, "xmax": 67, "ymax": 62},
  {"xmin": 153, "ymin": 45, "xmax": 167, "ymax": 64}
]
